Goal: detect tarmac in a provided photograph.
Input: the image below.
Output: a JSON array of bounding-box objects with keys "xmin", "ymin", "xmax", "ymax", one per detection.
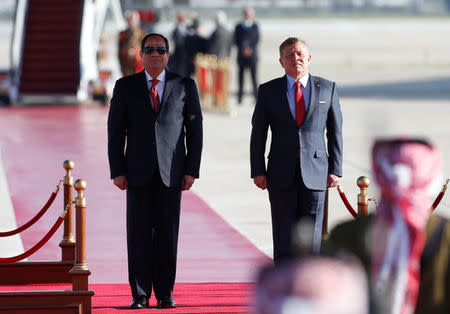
[{"xmin": 1, "ymin": 16, "xmax": 450, "ymax": 259}]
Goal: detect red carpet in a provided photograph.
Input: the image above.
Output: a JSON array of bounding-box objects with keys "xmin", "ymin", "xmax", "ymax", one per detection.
[
  {"xmin": 0, "ymin": 283, "xmax": 255, "ymax": 313},
  {"xmin": 0, "ymin": 106, "xmax": 270, "ymax": 313}
]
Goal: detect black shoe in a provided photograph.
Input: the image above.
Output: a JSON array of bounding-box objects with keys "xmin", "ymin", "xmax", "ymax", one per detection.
[
  {"xmin": 157, "ymin": 298, "xmax": 177, "ymax": 309},
  {"xmin": 130, "ymin": 296, "xmax": 149, "ymax": 309}
]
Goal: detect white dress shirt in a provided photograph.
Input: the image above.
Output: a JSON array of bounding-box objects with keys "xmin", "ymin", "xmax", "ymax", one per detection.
[{"xmin": 145, "ymin": 69, "xmax": 166, "ymax": 103}]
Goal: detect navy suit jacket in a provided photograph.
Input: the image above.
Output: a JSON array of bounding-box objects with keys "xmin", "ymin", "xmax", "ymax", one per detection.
[
  {"xmin": 108, "ymin": 70, "xmax": 203, "ymax": 188},
  {"xmin": 233, "ymin": 22, "xmax": 259, "ymax": 62},
  {"xmin": 250, "ymin": 74, "xmax": 343, "ymax": 190}
]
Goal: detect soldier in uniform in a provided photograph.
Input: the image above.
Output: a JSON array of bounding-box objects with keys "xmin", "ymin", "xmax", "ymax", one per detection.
[{"xmin": 118, "ymin": 10, "xmax": 145, "ymax": 76}]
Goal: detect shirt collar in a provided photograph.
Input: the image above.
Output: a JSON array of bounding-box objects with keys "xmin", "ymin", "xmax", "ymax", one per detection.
[
  {"xmin": 145, "ymin": 69, "xmax": 166, "ymax": 83},
  {"xmin": 286, "ymin": 73, "xmax": 309, "ymax": 88},
  {"xmin": 243, "ymin": 20, "xmax": 253, "ymax": 28}
]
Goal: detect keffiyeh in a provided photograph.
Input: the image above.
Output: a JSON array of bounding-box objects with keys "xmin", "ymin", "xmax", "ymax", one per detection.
[{"xmin": 371, "ymin": 138, "xmax": 441, "ymax": 314}]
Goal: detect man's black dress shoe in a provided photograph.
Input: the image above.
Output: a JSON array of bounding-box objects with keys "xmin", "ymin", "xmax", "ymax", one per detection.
[
  {"xmin": 157, "ymin": 298, "xmax": 177, "ymax": 309},
  {"xmin": 130, "ymin": 296, "xmax": 149, "ymax": 309}
]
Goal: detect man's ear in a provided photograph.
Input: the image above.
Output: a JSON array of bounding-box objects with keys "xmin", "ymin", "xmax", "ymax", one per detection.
[{"xmin": 279, "ymin": 57, "xmax": 284, "ymax": 68}]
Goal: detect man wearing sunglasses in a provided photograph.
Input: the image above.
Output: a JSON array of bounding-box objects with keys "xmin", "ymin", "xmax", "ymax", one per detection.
[{"xmin": 108, "ymin": 33, "xmax": 203, "ymax": 309}]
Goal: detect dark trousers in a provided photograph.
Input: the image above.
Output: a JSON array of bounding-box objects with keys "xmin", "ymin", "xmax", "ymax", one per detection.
[
  {"xmin": 268, "ymin": 165, "xmax": 325, "ymax": 264},
  {"xmin": 126, "ymin": 166, "xmax": 181, "ymax": 300},
  {"xmin": 237, "ymin": 58, "xmax": 258, "ymax": 103}
]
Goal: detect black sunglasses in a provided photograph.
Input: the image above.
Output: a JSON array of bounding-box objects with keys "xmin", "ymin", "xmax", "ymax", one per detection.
[{"xmin": 142, "ymin": 46, "xmax": 168, "ymax": 55}]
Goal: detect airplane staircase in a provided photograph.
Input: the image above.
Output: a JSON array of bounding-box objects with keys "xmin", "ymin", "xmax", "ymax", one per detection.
[{"xmin": 17, "ymin": 0, "xmax": 84, "ymax": 103}]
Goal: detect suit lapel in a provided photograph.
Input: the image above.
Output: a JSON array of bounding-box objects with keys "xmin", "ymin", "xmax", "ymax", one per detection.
[
  {"xmin": 279, "ymin": 76, "xmax": 298, "ymax": 129},
  {"xmin": 303, "ymin": 75, "xmax": 320, "ymax": 124},
  {"xmin": 160, "ymin": 70, "xmax": 176, "ymax": 112},
  {"xmin": 138, "ymin": 70, "xmax": 152, "ymax": 107}
]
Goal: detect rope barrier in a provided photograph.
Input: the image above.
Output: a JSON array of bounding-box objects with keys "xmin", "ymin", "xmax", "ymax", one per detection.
[
  {"xmin": 336, "ymin": 178, "xmax": 448, "ymax": 217},
  {"xmin": 336, "ymin": 185, "xmax": 358, "ymax": 218},
  {"xmin": 432, "ymin": 179, "xmax": 449, "ymax": 211},
  {"xmin": 0, "ymin": 181, "xmax": 62, "ymax": 237},
  {"xmin": 0, "ymin": 204, "xmax": 69, "ymax": 264}
]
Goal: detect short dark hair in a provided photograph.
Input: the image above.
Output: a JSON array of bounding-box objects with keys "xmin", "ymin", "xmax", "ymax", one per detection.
[
  {"xmin": 279, "ymin": 37, "xmax": 309, "ymax": 57},
  {"xmin": 141, "ymin": 33, "xmax": 170, "ymax": 51}
]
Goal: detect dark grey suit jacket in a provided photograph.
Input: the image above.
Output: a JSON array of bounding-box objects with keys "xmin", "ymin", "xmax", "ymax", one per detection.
[
  {"xmin": 250, "ymin": 74, "xmax": 343, "ymax": 190},
  {"xmin": 108, "ymin": 70, "xmax": 203, "ymax": 188},
  {"xmin": 208, "ymin": 24, "xmax": 232, "ymax": 59}
]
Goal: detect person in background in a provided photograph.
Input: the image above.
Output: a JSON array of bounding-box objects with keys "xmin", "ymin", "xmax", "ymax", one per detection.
[
  {"xmin": 325, "ymin": 138, "xmax": 450, "ymax": 314},
  {"xmin": 185, "ymin": 18, "xmax": 208, "ymax": 78},
  {"xmin": 233, "ymin": 7, "xmax": 259, "ymax": 104},
  {"xmin": 169, "ymin": 11, "xmax": 189, "ymax": 76},
  {"xmin": 118, "ymin": 10, "xmax": 144, "ymax": 76},
  {"xmin": 208, "ymin": 11, "xmax": 232, "ymax": 60},
  {"xmin": 108, "ymin": 33, "xmax": 203, "ymax": 310}
]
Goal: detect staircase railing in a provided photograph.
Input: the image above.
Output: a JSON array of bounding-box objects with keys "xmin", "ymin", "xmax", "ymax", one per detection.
[{"xmin": 78, "ymin": 0, "xmax": 127, "ymax": 101}]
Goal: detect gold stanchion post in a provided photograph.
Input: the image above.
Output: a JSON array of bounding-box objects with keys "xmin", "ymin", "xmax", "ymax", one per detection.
[
  {"xmin": 216, "ymin": 58, "xmax": 230, "ymax": 113},
  {"xmin": 321, "ymin": 189, "xmax": 329, "ymax": 242},
  {"xmin": 205, "ymin": 54, "xmax": 217, "ymax": 109},
  {"xmin": 357, "ymin": 176, "xmax": 370, "ymax": 217},
  {"xmin": 59, "ymin": 160, "xmax": 75, "ymax": 261},
  {"xmin": 70, "ymin": 179, "xmax": 91, "ymax": 291}
]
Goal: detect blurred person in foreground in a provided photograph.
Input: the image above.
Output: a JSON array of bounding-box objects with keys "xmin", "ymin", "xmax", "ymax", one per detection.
[
  {"xmin": 108, "ymin": 33, "xmax": 203, "ymax": 309},
  {"xmin": 254, "ymin": 255, "xmax": 368, "ymax": 314},
  {"xmin": 250, "ymin": 37, "xmax": 343, "ymax": 262},
  {"xmin": 234, "ymin": 7, "xmax": 259, "ymax": 104},
  {"xmin": 325, "ymin": 138, "xmax": 450, "ymax": 314},
  {"xmin": 118, "ymin": 10, "xmax": 145, "ymax": 76},
  {"xmin": 170, "ymin": 11, "xmax": 189, "ymax": 76}
]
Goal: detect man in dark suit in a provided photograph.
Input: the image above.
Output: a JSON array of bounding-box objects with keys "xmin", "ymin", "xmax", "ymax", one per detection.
[
  {"xmin": 169, "ymin": 12, "xmax": 189, "ymax": 76},
  {"xmin": 107, "ymin": 33, "xmax": 203, "ymax": 309},
  {"xmin": 250, "ymin": 37, "xmax": 343, "ymax": 263},
  {"xmin": 185, "ymin": 18, "xmax": 207, "ymax": 78},
  {"xmin": 208, "ymin": 11, "xmax": 232, "ymax": 59},
  {"xmin": 233, "ymin": 7, "xmax": 259, "ymax": 104}
]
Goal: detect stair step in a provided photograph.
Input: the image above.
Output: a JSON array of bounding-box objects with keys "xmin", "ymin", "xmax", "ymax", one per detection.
[
  {"xmin": 28, "ymin": 4, "xmax": 82, "ymax": 13},
  {"xmin": 21, "ymin": 83, "xmax": 79, "ymax": 90},
  {"xmin": 21, "ymin": 63, "xmax": 77, "ymax": 71},
  {"xmin": 25, "ymin": 33, "xmax": 79, "ymax": 41},
  {"xmin": 25, "ymin": 25, "xmax": 80, "ymax": 33},
  {"xmin": 21, "ymin": 72, "xmax": 79, "ymax": 79},
  {"xmin": 21, "ymin": 47, "xmax": 78, "ymax": 54}
]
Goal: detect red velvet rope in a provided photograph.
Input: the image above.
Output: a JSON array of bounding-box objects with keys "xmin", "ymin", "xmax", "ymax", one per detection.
[
  {"xmin": 336, "ymin": 185, "xmax": 358, "ymax": 218},
  {"xmin": 0, "ymin": 184, "xmax": 61, "ymax": 237},
  {"xmin": 0, "ymin": 205, "xmax": 68, "ymax": 264},
  {"xmin": 431, "ymin": 179, "xmax": 449, "ymax": 211}
]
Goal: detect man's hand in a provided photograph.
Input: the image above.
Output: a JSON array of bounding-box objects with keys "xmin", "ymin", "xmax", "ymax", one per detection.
[
  {"xmin": 182, "ymin": 175, "xmax": 195, "ymax": 191},
  {"xmin": 113, "ymin": 176, "xmax": 128, "ymax": 190},
  {"xmin": 327, "ymin": 174, "xmax": 340, "ymax": 188},
  {"xmin": 253, "ymin": 175, "xmax": 267, "ymax": 190}
]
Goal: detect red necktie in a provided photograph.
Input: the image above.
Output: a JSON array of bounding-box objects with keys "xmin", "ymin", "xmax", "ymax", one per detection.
[
  {"xmin": 294, "ymin": 81, "xmax": 305, "ymax": 128},
  {"xmin": 150, "ymin": 79, "xmax": 160, "ymax": 112}
]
